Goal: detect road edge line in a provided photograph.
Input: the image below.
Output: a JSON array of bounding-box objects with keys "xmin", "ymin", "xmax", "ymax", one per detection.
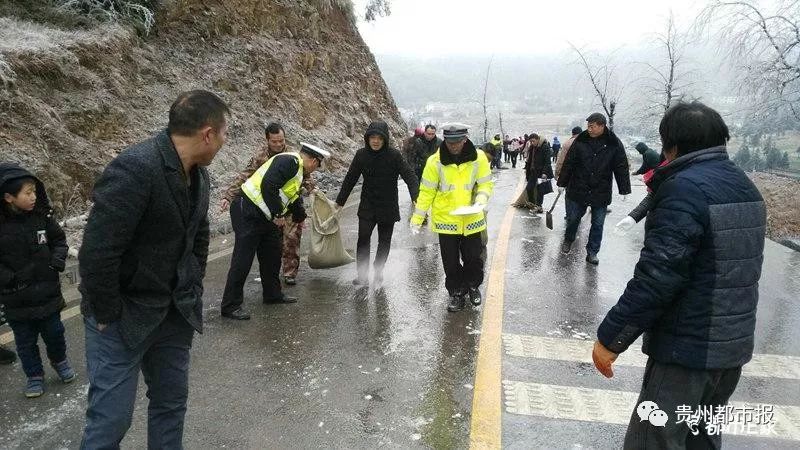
[{"xmin": 469, "ymin": 179, "xmax": 523, "ymax": 449}]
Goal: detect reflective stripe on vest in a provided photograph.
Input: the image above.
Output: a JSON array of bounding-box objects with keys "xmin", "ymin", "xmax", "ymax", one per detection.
[
  {"xmin": 463, "ymin": 162, "xmax": 479, "ymax": 191},
  {"xmin": 241, "ymin": 153, "xmax": 303, "ymax": 220},
  {"xmin": 437, "ymin": 162, "xmax": 457, "ymax": 192}
]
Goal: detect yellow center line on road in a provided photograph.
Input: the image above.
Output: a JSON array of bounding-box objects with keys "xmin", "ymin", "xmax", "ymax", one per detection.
[{"xmin": 469, "ymin": 179, "xmax": 525, "ymax": 450}]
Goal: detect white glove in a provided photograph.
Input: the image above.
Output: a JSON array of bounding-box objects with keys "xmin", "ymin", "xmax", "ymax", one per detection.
[
  {"xmin": 410, "ymin": 224, "xmax": 422, "ymax": 235},
  {"xmin": 614, "ymin": 216, "xmax": 636, "ymax": 235},
  {"xmin": 558, "ymin": 187, "xmax": 565, "ymax": 194}
]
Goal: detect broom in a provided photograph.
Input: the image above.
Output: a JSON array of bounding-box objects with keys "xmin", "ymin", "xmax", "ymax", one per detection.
[{"xmin": 546, "ymin": 190, "xmax": 562, "ymax": 230}]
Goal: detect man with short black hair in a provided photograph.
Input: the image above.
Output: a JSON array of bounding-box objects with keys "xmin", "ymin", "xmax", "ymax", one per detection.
[
  {"xmin": 592, "ymin": 101, "xmax": 766, "ymax": 449},
  {"xmin": 80, "ymin": 90, "xmax": 229, "ymax": 448},
  {"xmin": 410, "ymin": 124, "xmax": 441, "ymax": 181},
  {"xmin": 557, "ymin": 113, "xmax": 630, "ymax": 264}
]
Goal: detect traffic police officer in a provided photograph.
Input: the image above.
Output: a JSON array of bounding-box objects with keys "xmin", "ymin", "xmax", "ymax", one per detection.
[
  {"xmin": 220, "ymin": 143, "xmax": 330, "ymax": 319},
  {"xmin": 410, "ymin": 123, "xmax": 493, "ymax": 312}
]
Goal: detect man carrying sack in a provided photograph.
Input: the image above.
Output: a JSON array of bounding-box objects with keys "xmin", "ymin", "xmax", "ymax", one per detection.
[
  {"xmin": 220, "ymin": 143, "xmax": 330, "ymax": 320},
  {"xmin": 410, "ymin": 123, "xmax": 493, "ymax": 312}
]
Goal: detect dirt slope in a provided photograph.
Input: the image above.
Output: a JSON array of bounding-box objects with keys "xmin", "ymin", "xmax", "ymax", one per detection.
[{"xmin": 0, "ymin": 0, "xmax": 403, "ymax": 228}]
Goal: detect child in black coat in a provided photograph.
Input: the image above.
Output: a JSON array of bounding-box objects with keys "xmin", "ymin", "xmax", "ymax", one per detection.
[{"xmin": 0, "ymin": 163, "xmax": 75, "ymax": 398}]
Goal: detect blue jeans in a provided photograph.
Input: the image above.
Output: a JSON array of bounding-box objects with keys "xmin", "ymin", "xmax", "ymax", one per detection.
[
  {"xmin": 81, "ymin": 309, "xmax": 193, "ymax": 450},
  {"xmin": 8, "ymin": 312, "xmax": 67, "ymax": 378},
  {"xmin": 564, "ymin": 198, "xmax": 607, "ymax": 254}
]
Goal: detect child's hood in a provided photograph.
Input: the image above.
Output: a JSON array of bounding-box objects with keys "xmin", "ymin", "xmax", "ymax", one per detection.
[{"xmin": 0, "ymin": 163, "xmax": 51, "ymax": 210}]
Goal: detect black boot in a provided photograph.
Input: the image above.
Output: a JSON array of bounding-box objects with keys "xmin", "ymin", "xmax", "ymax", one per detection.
[
  {"xmin": 447, "ymin": 292, "xmax": 466, "ymax": 312},
  {"xmin": 468, "ymin": 287, "xmax": 482, "ymax": 306},
  {"xmin": 0, "ymin": 344, "xmax": 16, "ymax": 365}
]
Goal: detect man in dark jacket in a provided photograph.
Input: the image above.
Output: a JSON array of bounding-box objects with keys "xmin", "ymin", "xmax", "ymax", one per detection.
[
  {"xmin": 557, "ymin": 113, "xmax": 631, "ymax": 264},
  {"xmin": 632, "ymin": 142, "xmax": 661, "ymax": 175},
  {"xmin": 551, "ymin": 136, "xmax": 561, "ymax": 162},
  {"xmin": 336, "ymin": 121, "xmax": 419, "ymax": 286},
  {"xmin": 592, "ymin": 102, "xmax": 766, "ymax": 449},
  {"xmin": 410, "ymin": 124, "xmax": 441, "ymax": 181},
  {"xmin": 79, "ymin": 90, "xmax": 228, "ymax": 448}
]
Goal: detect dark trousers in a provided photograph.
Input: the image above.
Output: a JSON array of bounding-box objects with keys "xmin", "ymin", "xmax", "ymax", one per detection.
[
  {"xmin": 493, "ymin": 152, "xmax": 502, "ymax": 168},
  {"xmin": 8, "ymin": 312, "xmax": 67, "ymax": 378},
  {"xmin": 510, "ymin": 152, "xmax": 519, "ymax": 168},
  {"xmin": 526, "ymin": 184, "xmax": 547, "ymax": 207},
  {"xmin": 221, "ymin": 196, "xmax": 283, "ymax": 313},
  {"xmin": 356, "ymin": 218, "xmax": 395, "ymax": 281},
  {"xmin": 564, "ymin": 198, "xmax": 607, "ymax": 254},
  {"xmin": 438, "ymin": 233, "xmax": 485, "ymax": 295},
  {"xmin": 81, "ymin": 310, "xmax": 194, "ymax": 450},
  {"xmin": 624, "ymin": 358, "xmax": 742, "ymax": 450}
]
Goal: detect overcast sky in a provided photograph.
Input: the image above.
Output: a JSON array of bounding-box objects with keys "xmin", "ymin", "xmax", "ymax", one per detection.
[{"xmin": 356, "ymin": 0, "xmax": 709, "ymax": 56}]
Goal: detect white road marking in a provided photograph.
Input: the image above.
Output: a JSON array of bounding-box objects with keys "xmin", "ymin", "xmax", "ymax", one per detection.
[
  {"xmin": 503, "ymin": 334, "xmax": 800, "ymax": 380},
  {"xmin": 503, "ymin": 381, "xmax": 800, "ymax": 441}
]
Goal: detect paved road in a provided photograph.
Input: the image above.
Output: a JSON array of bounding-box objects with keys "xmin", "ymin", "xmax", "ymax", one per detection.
[{"xmin": 1, "ymin": 166, "xmax": 798, "ymax": 449}]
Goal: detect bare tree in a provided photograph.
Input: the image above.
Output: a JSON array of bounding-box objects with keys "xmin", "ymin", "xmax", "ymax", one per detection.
[
  {"xmin": 364, "ymin": 0, "xmax": 391, "ymax": 22},
  {"xmin": 698, "ymin": 0, "xmax": 800, "ymax": 120},
  {"xmin": 644, "ymin": 12, "xmax": 694, "ymax": 114},
  {"xmin": 569, "ymin": 43, "xmax": 624, "ymax": 130},
  {"xmin": 498, "ymin": 111, "xmax": 505, "ymax": 139},
  {"xmin": 481, "ymin": 54, "xmax": 494, "ymax": 142}
]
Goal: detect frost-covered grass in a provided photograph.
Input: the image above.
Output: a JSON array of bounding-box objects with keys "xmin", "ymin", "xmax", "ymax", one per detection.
[
  {"xmin": 0, "ymin": 17, "xmax": 79, "ymax": 53},
  {"xmin": 53, "ymin": 0, "xmax": 156, "ymax": 34},
  {"xmin": 0, "ymin": 16, "xmax": 130, "ymax": 90}
]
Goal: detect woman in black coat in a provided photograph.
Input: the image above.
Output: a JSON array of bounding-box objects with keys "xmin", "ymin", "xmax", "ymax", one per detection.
[
  {"xmin": 523, "ymin": 134, "xmax": 554, "ymax": 209},
  {"xmin": 336, "ymin": 121, "xmax": 419, "ymax": 286}
]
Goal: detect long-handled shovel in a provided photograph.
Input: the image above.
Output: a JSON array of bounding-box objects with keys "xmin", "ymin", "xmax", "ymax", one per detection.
[{"xmin": 546, "ymin": 190, "xmax": 562, "ymax": 230}]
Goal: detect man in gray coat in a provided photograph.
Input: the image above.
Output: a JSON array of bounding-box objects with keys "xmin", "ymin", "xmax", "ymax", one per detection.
[{"xmin": 79, "ymin": 90, "xmax": 229, "ymax": 449}]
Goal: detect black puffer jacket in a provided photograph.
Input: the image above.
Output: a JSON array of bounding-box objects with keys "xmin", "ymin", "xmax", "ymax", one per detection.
[
  {"xmin": 336, "ymin": 121, "xmax": 419, "ymax": 223},
  {"xmin": 598, "ymin": 147, "xmax": 766, "ymax": 369},
  {"xmin": 0, "ymin": 163, "xmax": 67, "ymax": 321},
  {"xmin": 557, "ymin": 128, "xmax": 631, "ymax": 206}
]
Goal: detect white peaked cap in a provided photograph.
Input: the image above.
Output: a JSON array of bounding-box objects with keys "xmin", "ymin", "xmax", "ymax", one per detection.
[{"xmin": 300, "ymin": 142, "xmax": 331, "ymax": 160}]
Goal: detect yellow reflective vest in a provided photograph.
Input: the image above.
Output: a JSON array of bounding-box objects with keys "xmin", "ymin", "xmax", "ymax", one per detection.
[
  {"xmin": 410, "ymin": 147, "xmax": 493, "ymax": 235},
  {"xmin": 241, "ymin": 152, "xmax": 303, "ymax": 220}
]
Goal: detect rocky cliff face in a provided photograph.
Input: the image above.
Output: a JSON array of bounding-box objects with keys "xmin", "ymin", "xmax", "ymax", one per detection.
[{"xmin": 0, "ymin": 0, "xmax": 404, "ymax": 227}]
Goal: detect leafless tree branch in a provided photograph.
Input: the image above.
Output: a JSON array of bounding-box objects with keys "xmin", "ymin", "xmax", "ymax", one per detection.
[{"xmin": 568, "ymin": 42, "xmax": 623, "ymax": 129}]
